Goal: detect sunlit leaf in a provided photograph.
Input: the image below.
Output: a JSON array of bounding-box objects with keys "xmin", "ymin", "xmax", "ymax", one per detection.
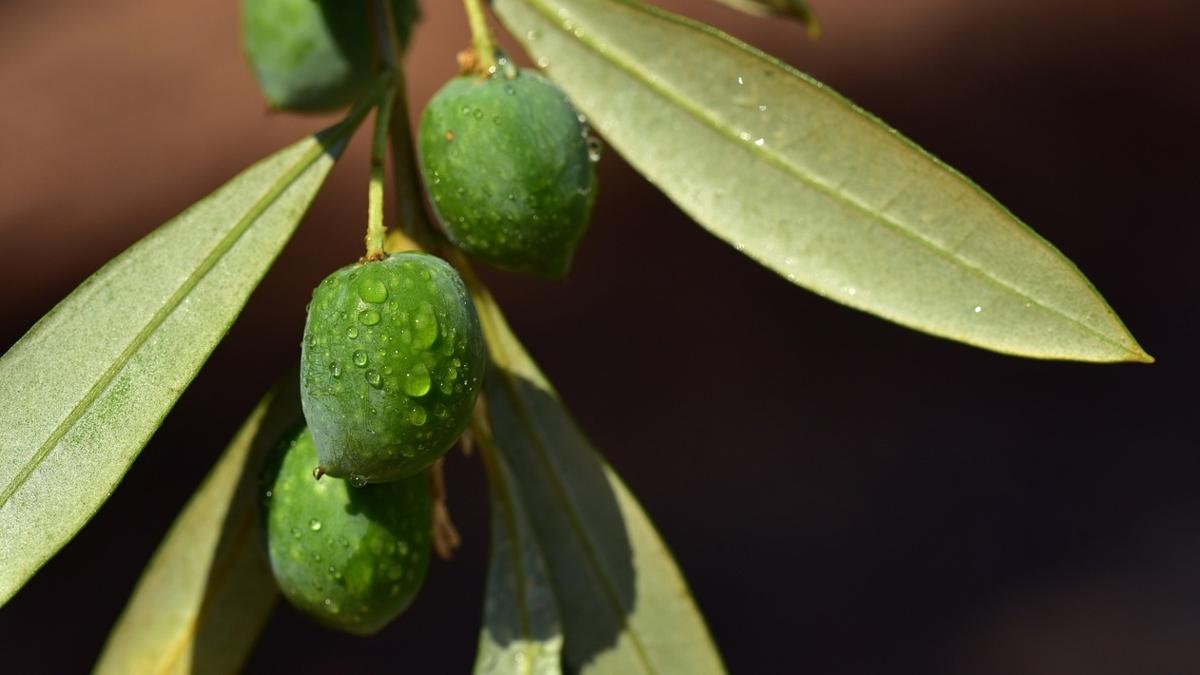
[
  {"xmin": 493, "ymin": 0, "xmax": 1150, "ymax": 363},
  {"xmin": 470, "ymin": 280, "xmax": 725, "ymax": 674},
  {"xmin": 474, "ymin": 427, "xmax": 564, "ymax": 675},
  {"xmin": 0, "ymin": 101, "xmax": 372, "ymax": 606},
  {"xmin": 706, "ymin": 0, "xmax": 820, "ymax": 37},
  {"xmin": 95, "ymin": 378, "xmax": 301, "ymax": 675}
]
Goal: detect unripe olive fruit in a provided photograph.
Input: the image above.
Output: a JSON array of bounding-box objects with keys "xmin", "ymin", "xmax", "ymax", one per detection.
[
  {"xmin": 240, "ymin": 0, "xmax": 419, "ymax": 112},
  {"xmin": 300, "ymin": 252, "xmax": 484, "ymax": 484},
  {"xmin": 418, "ymin": 68, "xmax": 598, "ymax": 278},
  {"xmin": 261, "ymin": 426, "xmax": 431, "ymax": 635}
]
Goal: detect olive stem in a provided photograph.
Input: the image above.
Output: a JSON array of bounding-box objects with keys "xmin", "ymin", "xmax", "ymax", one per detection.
[
  {"xmin": 462, "ymin": 0, "xmax": 498, "ymax": 73},
  {"xmin": 365, "ymin": 84, "xmax": 396, "ymax": 261},
  {"xmin": 375, "ymin": 0, "xmax": 404, "ymax": 71},
  {"xmin": 386, "ymin": 69, "xmax": 442, "ymax": 251}
]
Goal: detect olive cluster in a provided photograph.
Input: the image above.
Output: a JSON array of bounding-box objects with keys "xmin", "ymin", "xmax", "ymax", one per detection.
[{"xmin": 243, "ymin": 0, "xmax": 596, "ymax": 635}]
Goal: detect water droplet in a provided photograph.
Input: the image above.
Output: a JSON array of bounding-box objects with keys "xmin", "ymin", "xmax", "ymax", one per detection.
[
  {"xmin": 366, "ymin": 370, "xmax": 383, "ymax": 388},
  {"xmin": 359, "ymin": 309, "xmax": 381, "ymax": 326},
  {"xmin": 409, "ymin": 406, "xmax": 427, "ymax": 426},
  {"xmin": 358, "ymin": 278, "xmax": 388, "ymax": 304},
  {"xmin": 403, "ymin": 363, "xmax": 432, "ymax": 397},
  {"xmin": 537, "ymin": 56, "xmax": 550, "ymax": 68},
  {"xmin": 309, "ymin": 518, "xmax": 322, "ymax": 531},
  {"xmin": 586, "ymin": 137, "xmax": 603, "ymax": 162},
  {"xmin": 758, "ymin": 104, "xmax": 768, "ymax": 112},
  {"xmin": 291, "ymin": 527, "xmax": 301, "ymax": 539},
  {"xmin": 473, "ymin": 108, "xmax": 484, "ymax": 120},
  {"xmin": 754, "ymin": 137, "xmax": 765, "ymax": 147},
  {"xmin": 329, "ymin": 362, "xmax": 341, "ymax": 378},
  {"xmin": 973, "ymin": 305, "xmax": 983, "ymax": 313},
  {"xmin": 526, "ymin": 29, "xmax": 541, "ymax": 40},
  {"xmin": 737, "ymin": 76, "xmax": 745, "ymax": 85},
  {"xmin": 349, "ymin": 474, "xmax": 368, "ymax": 488},
  {"xmin": 346, "ymin": 325, "xmax": 359, "ymax": 339},
  {"xmin": 353, "ymin": 350, "xmax": 368, "ymax": 367},
  {"xmin": 412, "ymin": 303, "xmax": 439, "ymax": 348}
]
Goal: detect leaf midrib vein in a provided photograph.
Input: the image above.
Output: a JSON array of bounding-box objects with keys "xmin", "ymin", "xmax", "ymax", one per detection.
[{"xmin": 518, "ymin": 0, "xmax": 1138, "ymax": 358}]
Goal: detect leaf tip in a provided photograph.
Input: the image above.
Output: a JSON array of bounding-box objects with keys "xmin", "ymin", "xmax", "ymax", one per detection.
[{"xmin": 1129, "ymin": 346, "xmax": 1155, "ymax": 364}]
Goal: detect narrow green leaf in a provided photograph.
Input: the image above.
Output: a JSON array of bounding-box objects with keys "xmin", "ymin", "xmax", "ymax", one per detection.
[
  {"xmin": 94, "ymin": 378, "xmax": 301, "ymax": 675},
  {"xmin": 493, "ymin": 0, "xmax": 1151, "ymax": 363},
  {"xmin": 474, "ymin": 431, "xmax": 564, "ymax": 675},
  {"xmin": 706, "ymin": 0, "xmax": 821, "ymax": 37},
  {"xmin": 0, "ymin": 110, "xmax": 367, "ymax": 606},
  {"xmin": 473, "ymin": 285, "xmax": 725, "ymax": 674}
]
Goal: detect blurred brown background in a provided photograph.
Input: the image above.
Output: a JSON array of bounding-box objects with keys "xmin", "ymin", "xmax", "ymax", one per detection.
[{"xmin": 2, "ymin": 0, "xmax": 1199, "ymax": 673}]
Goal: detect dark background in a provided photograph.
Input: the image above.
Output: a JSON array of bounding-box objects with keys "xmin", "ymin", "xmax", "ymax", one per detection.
[{"xmin": 2, "ymin": 0, "xmax": 1198, "ymax": 673}]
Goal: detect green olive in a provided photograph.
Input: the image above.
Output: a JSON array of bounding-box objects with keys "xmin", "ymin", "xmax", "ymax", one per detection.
[
  {"xmin": 260, "ymin": 426, "xmax": 431, "ymax": 635},
  {"xmin": 418, "ymin": 68, "xmax": 598, "ymax": 278},
  {"xmin": 300, "ymin": 252, "xmax": 485, "ymax": 483},
  {"xmin": 240, "ymin": 0, "xmax": 419, "ymax": 112}
]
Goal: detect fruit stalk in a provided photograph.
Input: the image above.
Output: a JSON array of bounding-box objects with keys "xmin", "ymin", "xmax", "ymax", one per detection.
[
  {"xmin": 365, "ymin": 84, "xmax": 397, "ymax": 260},
  {"xmin": 462, "ymin": 0, "xmax": 497, "ymax": 72}
]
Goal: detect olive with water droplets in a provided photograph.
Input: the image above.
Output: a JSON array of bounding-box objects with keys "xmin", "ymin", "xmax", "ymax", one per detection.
[
  {"xmin": 260, "ymin": 426, "xmax": 431, "ymax": 635},
  {"xmin": 300, "ymin": 252, "xmax": 485, "ymax": 483},
  {"xmin": 240, "ymin": 0, "xmax": 419, "ymax": 112},
  {"xmin": 418, "ymin": 68, "xmax": 598, "ymax": 277}
]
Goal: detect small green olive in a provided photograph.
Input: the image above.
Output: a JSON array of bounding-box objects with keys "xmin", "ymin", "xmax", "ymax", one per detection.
[
  {"xmin": 260, "ymin": 426, "xmax": 431, "ymax": 635},
  {"xmin": 300, "ymin": 252, "xmax": 485, "ymax": 483},
  {"xmin": 418, "ymin": 68, "xmax": 598, "ymax": 278},
  {"xmin": 240, "ymin": 0, "xmax": 419, "ymax": 112}
]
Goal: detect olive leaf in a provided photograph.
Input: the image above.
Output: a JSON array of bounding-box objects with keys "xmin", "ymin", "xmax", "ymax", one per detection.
[
  {"xmin": 95, "ymin": 378, "xmax": 301, "ymax": 675},
  {"xmin": 0, "ymin": 105, "xmax": 370, "ymax": 607},
  {"xmin": 706, "ymin": 0, "xmax": 820, "ymax": 37},
  {"xmin": 472, "ymin": 284, "xmax": 725, "ymax": 674},
  {"xmin": 492, "ymin": 0, "xmax": 1151, "ymax": 363},
  {"xmin": 474, "ymin": 427, "xmax": 564, "ymax": 675}
]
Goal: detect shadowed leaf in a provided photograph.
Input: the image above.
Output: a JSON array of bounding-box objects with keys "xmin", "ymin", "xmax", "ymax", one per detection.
[
  {"xmin": 474, "ymin": 422, "xmax": 564, "ymax": 675},
  {"xmin": 94, "ymin": 378, "xmax": 301, "ymax": 675},
  {"xmin": 471, "ymin": 281, "xmax": 725, "ymax": 674}
]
